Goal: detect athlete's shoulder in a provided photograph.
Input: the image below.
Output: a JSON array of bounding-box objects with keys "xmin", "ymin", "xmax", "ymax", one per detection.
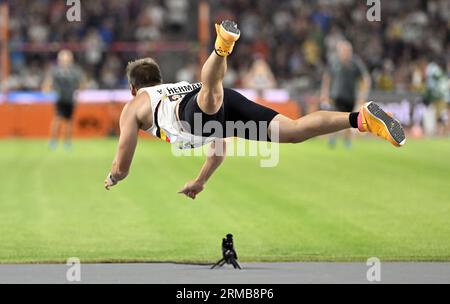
[
  {"xmin": 122, "ymin": 89, "xmax": 151, "ymax": 117},
  {"xmin": 122, "ymin": 93, "xmax": 152, "ymax": 130}
]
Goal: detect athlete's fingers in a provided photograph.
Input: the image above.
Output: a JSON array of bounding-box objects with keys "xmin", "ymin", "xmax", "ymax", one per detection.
[
  {"xmin": 178, "ymin": 188, "xmax": 188, "ymax": 194},
  {"xmin": 178, "ymin": 188, "xmax": 191, "ymax": 199},
  {"xmin": 191, "ymin": 191, "xmax": 197, "ymax": 198},
  {"xmin": 105, "ymin": 179, "xmax": 117, "ymax": 190},
  {"xmin": 178, "ymin": 184, "xmax": 189, "ymax": 193},
  {"xmin": 178, "ymin": 182, "xmax": 201, "ymax": 199}
]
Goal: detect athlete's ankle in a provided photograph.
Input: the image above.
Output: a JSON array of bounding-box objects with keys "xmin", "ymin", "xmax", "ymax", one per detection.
[
  {"xmin": 214, "ymin": 35, "xmax": 235, "ymax": 57},
  {"xmin": 214, "ymin": 49, "xmax": 226, "ymax": 57},
  {"xmin": 214, "ymin": 21, "xmax": 240, "ymax": 57},
  {"xmin": 349, "ymin": 112, "xmax": 359, "ymax": 129}
]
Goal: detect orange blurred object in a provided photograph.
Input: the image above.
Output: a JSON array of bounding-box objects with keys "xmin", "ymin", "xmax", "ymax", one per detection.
[{"xmin": 0, "ymin": 100, "xmax": 301, "ymax": 138}]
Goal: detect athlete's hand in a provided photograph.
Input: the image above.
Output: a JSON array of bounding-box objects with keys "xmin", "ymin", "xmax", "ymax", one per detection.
[
  {"xmin": 104, "ymin": 173, "xmax": 118, "ymax": 190},
  {"xmin": 178, "ymin": 180, "xmax": 204, "ymax": 200}
]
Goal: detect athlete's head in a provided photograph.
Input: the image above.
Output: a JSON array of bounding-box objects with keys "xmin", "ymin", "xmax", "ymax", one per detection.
[
  {"xmin": 58, "ymin": 49, "xmax": 74, "ymax": 68},
  {"xmin": 336, "ymin": 40, "xmax": 353, "ymax": 63},
  {"xmin": 126, "ymin": 58, "xmax": 163, "ymax": 96}
]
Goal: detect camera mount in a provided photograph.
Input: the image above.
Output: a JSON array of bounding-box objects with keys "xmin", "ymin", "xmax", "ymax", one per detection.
[{"xmin": 211, "ymin": 234, "xmax": 241, "ymax": 270}]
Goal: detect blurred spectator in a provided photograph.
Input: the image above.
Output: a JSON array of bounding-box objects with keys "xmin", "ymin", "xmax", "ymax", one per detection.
[
  {"xmin": 166, "ymin": 0, "xmax": 189, "ymax": 33},
  {"xmin": 242, "ymin": 57, "xmax": 277, "ymax": 92},
  {"xmin": 374, "ymin": 59, "xmax": 395, "ymax": 92},
  {"xmin": 320, "ymin": 40, "xmax": 371, "ymax": 148},
  {"xmin": 423, "ymin": 60, "xmax": 450, "ymax": 135},
  {"xmin": 99, "ymin": 54, "xmax": 122, "ymax": 89},
  {"xmin": 84, "ymin": 29, "xmax": 104, "ymax": 66},
  {"xmin": 3, "ymin": 0, "xmax": 449, "ymax": 93},
  {"xmin": 135, "ymin": 1, "xmax": 165, "ymax": 41},
  {"xmin": 42, "ymin": 50, "xmax": 84, "ymax": 149},
  {"xmin": 175, "ymin": 61, "xmax": 197, "ymax": 83}
]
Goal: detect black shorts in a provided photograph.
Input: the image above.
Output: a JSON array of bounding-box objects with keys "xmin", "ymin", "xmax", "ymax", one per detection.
[
  {"xmin": 178, "ymin": 88, "xmax": 279, "ymax": 141},
  {"xmin": 55, "ymin": 101, "xmax": 75, "ymax": 119},
  {"xmin": 333, "ymin": 97, "xmax": 355, "ymax": 113}
]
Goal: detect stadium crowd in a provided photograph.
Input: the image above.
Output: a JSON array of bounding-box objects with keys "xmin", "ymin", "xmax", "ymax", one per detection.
[{"xmin": 4, "ymin": 0, "xmax": 449, "ymax": 96}]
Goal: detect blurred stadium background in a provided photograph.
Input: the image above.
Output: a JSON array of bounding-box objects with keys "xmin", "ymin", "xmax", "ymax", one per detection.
[{"xmin": 0, "ymin": 0, "xmax": 449, "ymax": 263}]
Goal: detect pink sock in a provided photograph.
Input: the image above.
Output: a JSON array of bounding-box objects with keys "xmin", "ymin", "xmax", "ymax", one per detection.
[{"xmin": 357, "ymin": 112, "xmax": 365, "ymax": 132}]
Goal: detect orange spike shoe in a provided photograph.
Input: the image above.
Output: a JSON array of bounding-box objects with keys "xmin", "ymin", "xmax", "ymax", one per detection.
[
  {"xmin": 358, "ymin": 102, "xmax": 406, "ymax": 147},
  {"xmin": 214, "ymin": 20, "xmax": 241, "ymax": 57}
]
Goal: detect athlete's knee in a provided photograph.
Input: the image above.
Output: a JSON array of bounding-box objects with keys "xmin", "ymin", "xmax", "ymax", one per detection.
[
  {"xmin": 198, "ymin": 88, "xmax": 223, "ymax": 113},
  {"xmin": 201, "ymin": 86, "xmax": 223, "ymax": 101}
]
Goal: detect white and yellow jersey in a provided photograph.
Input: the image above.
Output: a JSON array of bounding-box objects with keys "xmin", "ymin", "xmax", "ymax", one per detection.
[{"xmin": 137, "ymin": 81, "xmax": 214, "ymax": 149}]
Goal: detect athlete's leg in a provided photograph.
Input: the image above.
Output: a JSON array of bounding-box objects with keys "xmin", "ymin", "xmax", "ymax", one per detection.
[
  {"xmin": 271, "ymin": 112, "xmax": 351, "ymax": 143},
  {"xmin": 64, "ymin": 118, "xmax": 73, "ymax": 146},
  {"xmin": 197, "ymin": 21, "xmax": 240, "ymax": 115},
  {"xmin": 49, "ymin": 115, "xmax": 62, "ymax": 146},
  {"xmin": 328, "ymin": 133, "xmax": 338, "ymax": 148},
  {"xmin": 343, "ymin": 129, "xmax": 352, "ymax": 148},
  {"xmin": 270, "ymin": 102, "xmax": 406, "ymax": 147},
  {"xmin": 197, "ymin": 52, "xmax": 227, "ymax": 115}
]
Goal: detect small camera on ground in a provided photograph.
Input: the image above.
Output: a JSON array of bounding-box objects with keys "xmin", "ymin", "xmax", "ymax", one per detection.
[{"xmin": 211, "ymin": 233, "xmax": 241, "ymax": 270}]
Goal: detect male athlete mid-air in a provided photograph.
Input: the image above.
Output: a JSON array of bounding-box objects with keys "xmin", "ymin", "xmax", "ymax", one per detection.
[{"xmin": 104, "ymin": 21, "xmax": 406, "ymax": 199}]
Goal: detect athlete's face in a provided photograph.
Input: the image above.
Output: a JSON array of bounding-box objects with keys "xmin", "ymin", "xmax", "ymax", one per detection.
[
  {"xmin": 337, "ymin": 42, "xmax": 353, "ymax": 63},
  {"xmin": 58, "ymin": 50, "xmax": 73, "ymax": 68}
]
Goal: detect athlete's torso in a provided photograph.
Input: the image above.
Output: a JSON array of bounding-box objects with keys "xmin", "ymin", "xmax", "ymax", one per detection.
[
  {"xmin": 137, "ymin": 81, "xmax": 214, "ymax": 149},
  {"xmin": 52, "ymin": 65, "xmax": 82, "ymax": 102},
  {"xmin": 329, "ymin": 55, "xmax": 365, "ymax": 101}
]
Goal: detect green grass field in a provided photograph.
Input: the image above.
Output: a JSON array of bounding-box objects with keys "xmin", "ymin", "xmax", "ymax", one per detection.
[{"xmin": 0, "ymin": 138, "xmax": 449, "ymax": 263}]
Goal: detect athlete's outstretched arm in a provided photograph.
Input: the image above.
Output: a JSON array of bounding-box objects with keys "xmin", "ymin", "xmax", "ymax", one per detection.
[
  {"xmin": 178, "ymin": 139, "xmax": 227, "ymax": 200},
  {"xmin": 104, "ymin": 103, "xmax": 139, "ymax": 190}
]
